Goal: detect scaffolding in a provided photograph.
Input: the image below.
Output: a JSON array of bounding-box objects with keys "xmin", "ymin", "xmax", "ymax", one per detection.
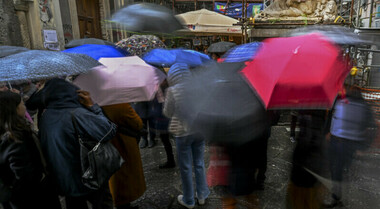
[{"xmin": 262, "ymin": 0, "xmax": 273, "ymax": 9}]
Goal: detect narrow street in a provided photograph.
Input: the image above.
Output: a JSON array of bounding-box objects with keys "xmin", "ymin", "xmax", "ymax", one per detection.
[{"xmin": 136, "ymin": 125, "xmax": 380, "ymax": 209}]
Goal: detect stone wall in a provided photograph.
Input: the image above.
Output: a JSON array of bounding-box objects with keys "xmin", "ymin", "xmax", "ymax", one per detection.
[{"xmin": 0, "ymin": 0, "xmax": 23, "ymax": 46}]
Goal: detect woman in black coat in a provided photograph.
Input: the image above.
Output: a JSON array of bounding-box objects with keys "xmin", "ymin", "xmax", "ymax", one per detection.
[{"xmin": 0, "ymin": 91, "xmax": 61, "ymax": 209}]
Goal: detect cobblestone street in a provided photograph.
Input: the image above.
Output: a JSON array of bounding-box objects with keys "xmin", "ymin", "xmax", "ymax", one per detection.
[{"xmin": 135, "ymin": 125, "xmax": 380, "ymax": 209}]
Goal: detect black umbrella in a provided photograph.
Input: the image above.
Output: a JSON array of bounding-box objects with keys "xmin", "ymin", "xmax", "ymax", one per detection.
[
  {"xmin": 111, "ymin": 3, "xmax": 184, "ymax": 33},
  {"xmin": 0, "ymin": 46, "xmax": 29, "ymax": 58},
  {"xmin": 207, "ymin": 41, "xmax": 237, "ymax": 53},
  {"xmin": 181, "ymin": 61, "xmax": 269, "ymax": 146},
  {"xmin": 65, "ymin": 38, "xmax": 114, "ymax": 49},
  {"xmin": 0, "ymin": 50, "xmax": 101, "ymax": 83}
]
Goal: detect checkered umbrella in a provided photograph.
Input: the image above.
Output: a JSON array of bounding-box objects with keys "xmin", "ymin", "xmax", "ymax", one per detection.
[
  {"xmin": 116, "ymin": 35, "xmax": 166, "ymax": 57},
  {"xmin": 222, "ymin": 42, "xmax": 262, "ymax": 63}
]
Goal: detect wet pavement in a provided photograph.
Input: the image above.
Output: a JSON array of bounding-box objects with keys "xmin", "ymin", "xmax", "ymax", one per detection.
[
  {"xmin": 2, "ymin": 125, "xmax": 379, "ymax": 209},
  {"xmin": 134, "ymin": 125, "xmax": 380, "ymax": 209}
]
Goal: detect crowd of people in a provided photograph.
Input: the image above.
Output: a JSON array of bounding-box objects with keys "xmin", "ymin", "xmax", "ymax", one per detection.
[{"xmin": 0, "ymin": 47, "xmax": 377, "ymax": 209}]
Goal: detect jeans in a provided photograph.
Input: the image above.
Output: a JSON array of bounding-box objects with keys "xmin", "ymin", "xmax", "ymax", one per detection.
[{"xmin": 176, "ymin": 134, "xmax": 210, "ymax": 206}]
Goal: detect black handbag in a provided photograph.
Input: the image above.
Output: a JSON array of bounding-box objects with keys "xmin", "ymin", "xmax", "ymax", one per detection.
[{"xmin": 71, "ymin": 113, "xmax": 124, "ymax": 190}]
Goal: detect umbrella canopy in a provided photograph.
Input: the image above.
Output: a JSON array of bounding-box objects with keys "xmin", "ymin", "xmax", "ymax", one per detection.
[
  {"xmin": 65, "ymin": 38, "xmax": 114, "ymax": 49},
  {"xmin": 116, "ymin": 35, "xmax": 166, "ymax": 57},
  {"xmin": 175, "ymin": 9, "xmax": 242, "ymax": 34},
  {"xmin": 181, "ymin": 61, "xmax": 269, "ymax": 146},
  {"xmin": 142, "ymin": 48, "xmax": 211, "ymax": 68},
  {"xmin": 222, "ymin": 42, "xmax": 262, "ymax": 63},
  {"xmin": 241, "ymin": 34, "xmax": 350, "ymax": 109},
  {"xmin": 111, "ymin": 3, "xmax": 184, "ymax": 33},
  {"xmin": 289, "ymin": 25, "xmax": 373, "ymax": 45},
  {"xmin": 63, "ymin": 44, "xmax": 129, "ymax": 60},
  {"xmin": 207, "ymin": 41, "xmax": 236, "ymax": 53},
  {"xmin": 0, "ymin": 50, "xmax": 101, "ymax": 83},
  {"xmin": 73, "ymin": 56, "xmax": 166, "ymax": 106},
  {"xmin": 0, "ymin": 46, "xmax": 29, "ymax": 58}
]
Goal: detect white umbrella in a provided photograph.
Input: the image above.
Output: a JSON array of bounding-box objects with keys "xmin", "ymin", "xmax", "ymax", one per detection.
[{"xmin": 73, "ymin": 56, "xmax": 166, "ymax": 106}]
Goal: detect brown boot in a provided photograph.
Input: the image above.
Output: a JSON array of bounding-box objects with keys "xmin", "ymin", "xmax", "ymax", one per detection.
[{"xmin": 222, "ymin": 197, "xmax": 237, "ymax": 209}]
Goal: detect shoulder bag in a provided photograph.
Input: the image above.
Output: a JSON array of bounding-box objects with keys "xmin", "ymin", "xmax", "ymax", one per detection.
[{"xmin": 71, "ymin": 113, "xmax": 124, "ymax": 190}]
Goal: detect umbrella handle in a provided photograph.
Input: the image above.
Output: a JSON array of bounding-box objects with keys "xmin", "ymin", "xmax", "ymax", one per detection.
[{"xmin": 7, "ymin": 82, "xmax": 12, "ymax": 90}]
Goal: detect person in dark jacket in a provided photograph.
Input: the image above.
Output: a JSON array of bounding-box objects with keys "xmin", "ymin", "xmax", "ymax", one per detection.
[
  {"xmin": 26, "ymin": 78, "xmax": 116, "ymax": 209},
  {"xmin": 0, "ymin": 91, "xmax": 61, "ymax": 209},
  {"xmin": 324, "ymin": 86, "xmax": 377, "ymax": 208}
]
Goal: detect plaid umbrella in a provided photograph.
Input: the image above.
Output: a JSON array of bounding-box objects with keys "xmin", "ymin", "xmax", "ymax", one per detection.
[
  {"xmin": 222, "ymin": 42, "xmax": 262, "ymax": 63},
  {"xmin": 0, "ymin": 46, "xmax": 29, "ymax": 58},
  {"xmin": 0, "ymin": 50, "xmax": 101, "ymax": 83},
  {"xmin": 116, "ymin": 35, "xmax": 166, "ymax": 57},
  {"xmin": 65, "ymin": 38, "xmax": 114, "ymax": 49}
]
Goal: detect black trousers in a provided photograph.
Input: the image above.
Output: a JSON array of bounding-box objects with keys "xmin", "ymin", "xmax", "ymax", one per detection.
[{"xmin": 65, "ymin": 186, "xmax": 113, "ymax": 209}]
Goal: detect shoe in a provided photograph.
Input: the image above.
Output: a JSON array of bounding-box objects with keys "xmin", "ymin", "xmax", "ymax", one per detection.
[
  {"xmin": 323, "ymin": 199, "xmax": 344, "ymax": 208},
  {"xmin": 148, "ymin": 139, "xmax": 156, "ymax": 148},
  {"xmin": 139, "ymin": 138, "xmax": 147, "ymax": 148},
  {"xmin": 222, "ymin": 197, "xmax": 237, "ymax": 209},
  {"xmin": 290, "ymin": 136, "xmax": 296, "ymax": 143},
  {"xmin": 195, "ymin": 192, "xmax": 206, "ymax": 205},
  {"xmin": 197, "ymin": 197, "xmax": 206, "ymax": 205},
  {"xmin": 159, "ymin": 161, "xmax": 175, "ymax": 169},
  {"xmin": 177, "ymin": 195, "xmax": 194, "ymax": 209}
]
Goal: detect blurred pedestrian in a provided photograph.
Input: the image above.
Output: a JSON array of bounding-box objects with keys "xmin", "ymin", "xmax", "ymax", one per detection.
[
  {"xmin": 0, "ymin": 91, "xmax": 61, "ymax": 209},
  {"xmin": 164, "ymin": 63, "xmax": 210, "ymax": 208},
  {"xmin": 132, "ymin": 101, "xmax": 156, "ymax": 148},
  {"xmin": 286, "ymin": 110, "xmax": 328, "ymax": 209},
  {"xmin": 324, "ymin": 85, "xmax": 377, "ymax": 208},
  {"xmin": 132, "ymin": 88, "xmax": 175, "ymax": 169},
  {"xmin": 102, "ymin": 103, "xmax": 146, "ymax": 209},
  {"xmin": 254, "ymin": 110, "xmax": 281, "ymax": 190},
  {"xmin": 30, "ymin": 78, "xmax": 116, "ymax": 209}
]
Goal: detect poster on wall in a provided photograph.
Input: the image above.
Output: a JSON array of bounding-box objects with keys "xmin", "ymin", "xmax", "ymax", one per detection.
[
  {"xmin": 43, "ymin": 30, "xmax": 59, "ymax": 50},
  {"xmin": 214, "ymin": 3, "xmax": 263, "ymax": 18}
]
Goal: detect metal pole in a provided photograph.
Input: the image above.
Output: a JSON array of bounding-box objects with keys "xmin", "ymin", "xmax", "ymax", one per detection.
[
  {"xmin": 356, "ymin": 0, "xmax": 361, "ymax": 27},
  {"xmin": 244, "ymin": 0, "xmax": 247, "ymax": 43},
  {"xmin": 350, "ymin": 0, "xmax": 354, "ymax": 24},
  {"xmin": 369, "ymin": 0, "xmax": 374, "ymax": 27}
]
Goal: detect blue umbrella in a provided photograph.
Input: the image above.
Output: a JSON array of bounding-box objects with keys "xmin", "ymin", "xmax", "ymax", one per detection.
[
  {"xmin": 222, "ymin": 42, "xmax": 262, "ymax": 63},
  {"xmin": 142, "ymin": 48, "xmax": 210, "ymax": 68},
  {"xmin": 63, "ymin": 44, "xmax": 129, "ymax": 60}
]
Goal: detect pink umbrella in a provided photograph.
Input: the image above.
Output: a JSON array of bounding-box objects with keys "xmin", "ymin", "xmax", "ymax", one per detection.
[
  {"xmin": 73, "ymin": 56, "xmax": 166, "ymax": 106},
  {"xmin": 241, "ymin": 33, "xmax": 350, "ymax": 109}
]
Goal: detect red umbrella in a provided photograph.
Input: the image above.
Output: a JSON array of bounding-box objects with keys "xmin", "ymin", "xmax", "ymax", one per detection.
[{"xmin": 241, "ymin": 33, "xmax": 350, "ymax": 109}]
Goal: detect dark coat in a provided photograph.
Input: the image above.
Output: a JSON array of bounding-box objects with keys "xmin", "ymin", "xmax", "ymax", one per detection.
[
  {"xmin": 36, "ymin": 79, "xmax": 116, "ymax": 197},
  {"xmin": 0, "ymin": 131, "xmax": 60, "ymax": 209}
]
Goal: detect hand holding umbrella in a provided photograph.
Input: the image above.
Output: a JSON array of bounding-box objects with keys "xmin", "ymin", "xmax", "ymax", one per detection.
[{"xmin": 77, "ymin": 90, "xmax": 94, "ymax": 108}]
